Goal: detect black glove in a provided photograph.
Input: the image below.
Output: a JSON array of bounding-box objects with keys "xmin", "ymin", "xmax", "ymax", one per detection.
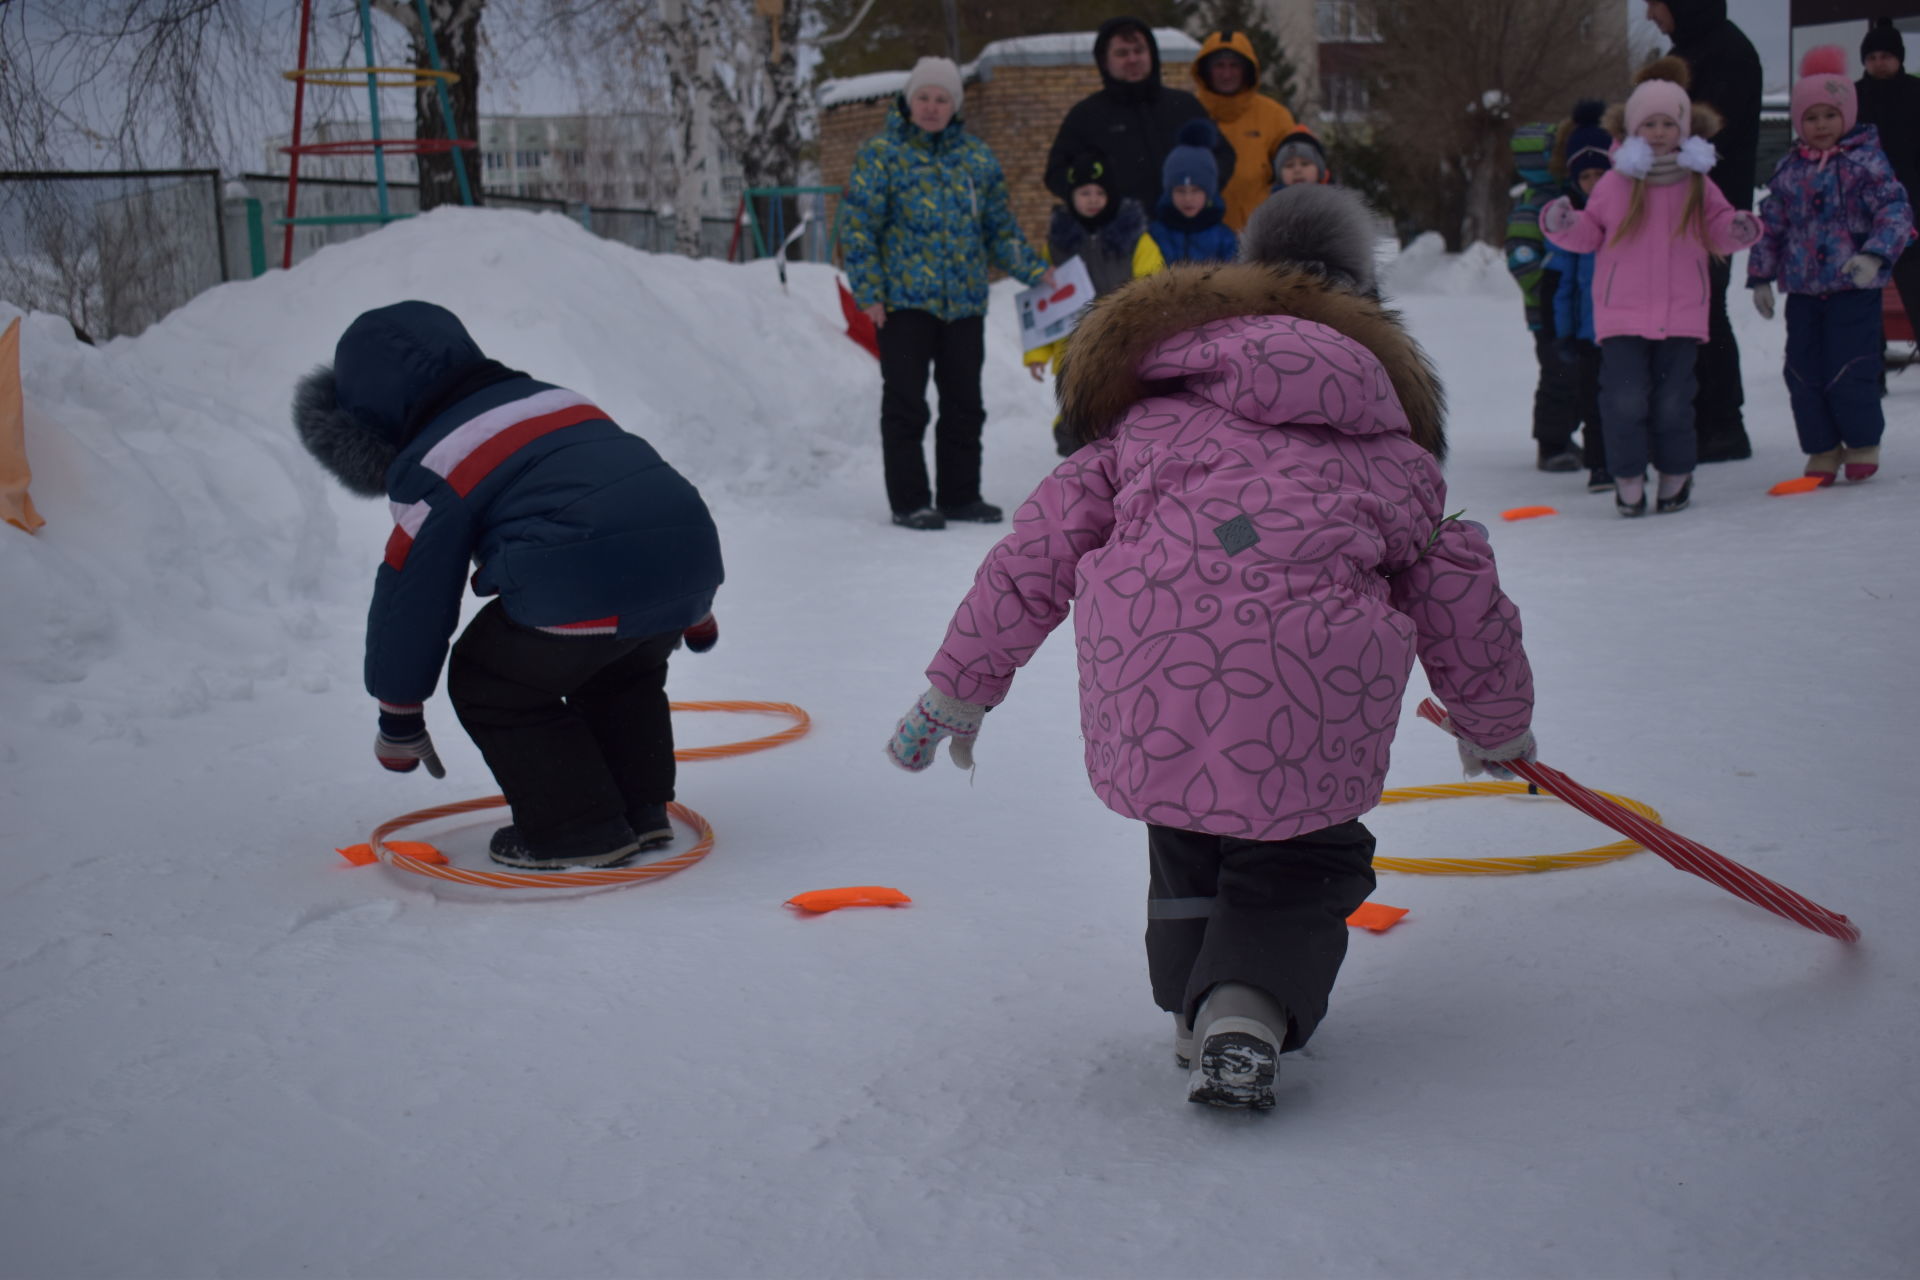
[
  {"xmin": 683, "ymin": 612, "xmax": 718, "ymax": 654},
  {"xmin": 374, "ymin": 704, "xmax": 445, "ymax": 778}
]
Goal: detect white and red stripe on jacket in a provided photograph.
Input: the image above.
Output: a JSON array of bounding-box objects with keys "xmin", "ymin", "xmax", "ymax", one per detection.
[{"xmin": 381, "ymin": 387, "xmax": 621, "ymax": 638}]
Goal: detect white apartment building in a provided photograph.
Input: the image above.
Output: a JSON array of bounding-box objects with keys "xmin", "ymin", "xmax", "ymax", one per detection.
[{"xmin": 265, "ymin": 113, "xmax": 742, "ymax": 214}]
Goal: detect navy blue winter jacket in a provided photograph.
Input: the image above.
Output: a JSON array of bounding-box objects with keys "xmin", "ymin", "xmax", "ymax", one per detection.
[{"xmin": 342, "ymin": 307, "xmax": 723, "ymax": 706}]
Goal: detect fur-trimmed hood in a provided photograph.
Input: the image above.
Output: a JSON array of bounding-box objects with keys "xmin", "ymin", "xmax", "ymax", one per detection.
[
  {"xmin": 291, "ymin": 300, "xmax": 495, "ymax": 496},
  {"xmin": 1056, "ymin": 262, "xmax": 1446, "ymax": 458}
]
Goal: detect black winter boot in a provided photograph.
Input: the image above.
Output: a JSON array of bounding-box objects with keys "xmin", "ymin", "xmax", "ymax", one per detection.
[
  {"xmin": 489, "ymin": 822, "xmax": 641, "ymax": 870},
  {"xmin": 891, "ymin": 506, "xmax": 946, "ymax": 530},
  {"xmin": 938, "ymin": 500, "xmax": 1003, "ymax": 523}
]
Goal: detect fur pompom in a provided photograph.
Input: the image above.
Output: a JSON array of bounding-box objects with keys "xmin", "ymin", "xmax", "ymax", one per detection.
[
  {"xmin": 1612, "ymin": 135, "xmax": 1655, "ymax": 179},
  {"xmin": 291, "ymin": 364, "xmax": 396, "ymax": 497},
  {"xmin": 1799, "ymin": 45, "xmax": 1847, "ymax": 78},
  {"xmin": 1677, "ymin": 135, "xmax": 1718, "ymax": 174},
  {"xmin": 1175, "ymin": 118, "xmax": 1217, "ymax": 149},
  {"xmin": 1634, "ymin": 55, "xmax": 1691, "ymax": 89},
  {"xmin": 1238, "ymin": 184, "xmax": 1379, "ymax": 294}
]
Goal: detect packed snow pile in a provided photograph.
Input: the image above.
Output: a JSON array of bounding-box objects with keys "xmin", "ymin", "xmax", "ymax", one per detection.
[
  {"xmin": 1379, "ymin": 231, "xmax": 1516, "ymax": 299},
  {"xmin": 0, "ymin": 207, "xmax": 1045, "ymax": 725}
]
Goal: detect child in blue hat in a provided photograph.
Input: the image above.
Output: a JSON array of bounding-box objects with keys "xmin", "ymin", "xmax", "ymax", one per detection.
[{"xmin": 1148, "ymin": 120, "xmax": 1240, "ymax": 264}]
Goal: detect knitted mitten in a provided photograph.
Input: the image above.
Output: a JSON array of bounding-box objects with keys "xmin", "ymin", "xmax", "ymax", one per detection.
[
  {"xmin": 1457, "ymin": 728, "xmax": 1538, "ymax": 781},
  {"xmin": 886, "ymin": 687, "xmax": 986, "ymax": 771}
]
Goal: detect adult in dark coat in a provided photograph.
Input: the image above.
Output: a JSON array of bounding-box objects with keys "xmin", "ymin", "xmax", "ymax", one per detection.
[
  {"xmin": 1857, "ymin": 19, "xmax": 1920, "ymax": 332},
  {"xmin": 1044, "ymin": 17, "xmax": 1235, "ymax": 213},
  {"xmin": 1651, "ymin": 0, "xmax": 1762, "ymax": 462}
]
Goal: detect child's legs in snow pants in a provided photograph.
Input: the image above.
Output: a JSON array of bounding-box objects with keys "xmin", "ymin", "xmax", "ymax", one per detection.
[
  {"xmin": 449, "ymin": 601, "xmax": 680, "ymax": 854},
  {"xmin": 1600, "ymin": 336, "xmax": 1697, "ymax": 478},
  {"xmin": 1145, "ymin": 820, "xmax": 1376, "ymax": 1053},
  {"xmin": 1786, "ymin": 290, "xmax": 1885, "ymax": 454}
]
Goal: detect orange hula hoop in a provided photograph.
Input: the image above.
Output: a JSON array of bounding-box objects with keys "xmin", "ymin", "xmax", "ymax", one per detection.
[{"xmin": 366, "ymin": 701, "xmax": 809, "ymax": 889}]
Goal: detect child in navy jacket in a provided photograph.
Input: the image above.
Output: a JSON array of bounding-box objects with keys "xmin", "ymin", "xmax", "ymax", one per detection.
[
  {"xmin": 292, "ymin": 301, "xmax": 724, "ymax": 870},
  {"xmin": 1542, "ymin": 100, "xmax": 1616, "ymax": 493},
  {"xmin": 1149, "ymin": 120, "xmax": 1240, "ymax": 264}
]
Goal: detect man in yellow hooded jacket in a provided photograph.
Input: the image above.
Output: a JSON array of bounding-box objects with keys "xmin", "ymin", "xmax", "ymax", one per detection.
[{"xmin": 1192, "ymin": 30, "xmax": 1298, "ymax": 232}]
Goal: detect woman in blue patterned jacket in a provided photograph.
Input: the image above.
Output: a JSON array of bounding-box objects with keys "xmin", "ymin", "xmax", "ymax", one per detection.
[{"xmin": 841, "ymin": 57, "xmax": 1051, "ymax": 530}]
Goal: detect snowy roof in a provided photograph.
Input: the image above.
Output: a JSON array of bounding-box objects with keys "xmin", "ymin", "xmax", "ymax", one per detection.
[
  {"xmin": 816, "ymin": 28, "xmax": 1201, "ymax": 107},
  {"xmin": 817, "ymin": 70, "xmax": 913, "ymax": 109}
]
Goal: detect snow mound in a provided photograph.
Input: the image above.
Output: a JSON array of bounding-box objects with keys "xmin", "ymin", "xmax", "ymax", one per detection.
[
  {"xmin": 1379, "ymin": 232, "xmax": 1516, "ymax": 299},
  {"xmin": 0, "ymin": 207, "xmax": 889, "ymax": 717}
]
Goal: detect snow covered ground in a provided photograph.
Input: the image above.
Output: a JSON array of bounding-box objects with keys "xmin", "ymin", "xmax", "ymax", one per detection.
[{"xmin": 2, "ymin": 209, "xmax": 1916, "ymax": 1279}]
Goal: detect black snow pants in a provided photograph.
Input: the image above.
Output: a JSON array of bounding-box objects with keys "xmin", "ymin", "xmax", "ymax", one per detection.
[
  {"xmin": 1145, "ymin": 819, "xmax": 1377, "ymax": 1053},
  {"xmin": 448, "ymin": 601, "xmax": 679, "ymax": 856}
]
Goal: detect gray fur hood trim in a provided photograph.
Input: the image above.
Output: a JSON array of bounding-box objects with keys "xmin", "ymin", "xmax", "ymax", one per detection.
[{"xmin": 292, "ymin": 364, "xmax": 395, "ymax": 497}]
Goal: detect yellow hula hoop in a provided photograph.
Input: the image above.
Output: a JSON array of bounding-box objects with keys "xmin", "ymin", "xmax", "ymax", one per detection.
[
  {"xmin": 1373, "ymin": 779, "xmax": 1662, "ymax": 875},
  {"xmin": 283, "ymin": 66, "xmax": 461, "ymax": 89},
  {"xmin": 366, "ymin": 701, "xmax": 809, "ymax": 889}
]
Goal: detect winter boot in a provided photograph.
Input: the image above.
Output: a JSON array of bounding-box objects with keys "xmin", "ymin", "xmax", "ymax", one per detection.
[
  {"xmin": 1587, "ymin": 466, "xmax": 1614, "ymax": 493},
  {"xmin": 1537, "ymin": 447, "xmax": 1582, "ymax": 473},
  {"xmin": 1655, "ymin": 473, "xmax": 1693, "ymax": 515},
  {"xmin": 891, "ymin": 506, "xmax": 946, "ymax": 530},
  {"xmin": 1174, "ymin": 1012, "xmax": 1194, "ymax": 1069},
  {"xmin": 1614, "ymin": 475, "xmax": 1648, "ymax": 518},
  {"xmin": 1804, "ymin": 449, "xmax": 1841, "ymax": 486},
  {"xmin": 1186, "ymin": 982, "xmax": 1285, "ymax": 1110},
  {"xmin": 628, "ymin": 803, "xmax": 675, "ymax": 852},
  {"xmin": 488, "ymin": 822, "xmax": 641, "ymax": 870},
  {"xmin": 1841, "ymin": 445, "xmax": 1880, "ymax": 483},
  {"xmin": 938, "ymin": 500, "xmax": 1004, "ymax": 523}
]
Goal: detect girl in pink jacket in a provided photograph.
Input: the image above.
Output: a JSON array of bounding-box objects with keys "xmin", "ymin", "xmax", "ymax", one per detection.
[
  {"xmin": 885, "ymin": 187, "xmax": 1537, "ymax": 1109},
  {"xmin": 1542, "ymin": 60, "xmax": 1761, "ymax": 516}
]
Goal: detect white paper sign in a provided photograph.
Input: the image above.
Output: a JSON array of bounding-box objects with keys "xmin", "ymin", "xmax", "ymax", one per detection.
[{"xmin": 1015, "ymin": 255, "xmax": 1096, "ymax": 354}]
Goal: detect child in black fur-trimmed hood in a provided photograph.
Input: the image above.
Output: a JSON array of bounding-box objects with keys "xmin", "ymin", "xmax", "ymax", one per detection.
[
  {"xmin": 290, "ymin": 300, "xmax": 724, "ymax": 871},
  {"xmin": 1024, "ymin": 148, "xmax": 1165, "ymax": 456}
]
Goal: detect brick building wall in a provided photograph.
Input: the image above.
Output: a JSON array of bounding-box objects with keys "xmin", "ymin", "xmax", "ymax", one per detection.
[{"xmin": 818, "ymin": 34, "xmax": 1197, "ymax": 266}]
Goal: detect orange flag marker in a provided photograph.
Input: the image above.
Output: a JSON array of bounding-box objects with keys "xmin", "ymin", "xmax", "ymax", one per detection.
[
  {"xmin": 785, "ymin": 886, "xmax": 912, "ymax": 913},
  {"xmin": 337, "ymin": 841, "xmax": 448, "ymax": 866},
  {"xmin": 1, "ymin": 317, "xmax": 46, "ymax": 534},
  {"xmin": 1768, "ymin": 476, "xmax": 1826, "ymax": 495},
  {"xmin": 1345, "ymin": 902, "xmax": 1409, "ymax": 932},
  {"xmin": 1500, "ymin": 505, "xmax": 1558, "ymax": 521}
]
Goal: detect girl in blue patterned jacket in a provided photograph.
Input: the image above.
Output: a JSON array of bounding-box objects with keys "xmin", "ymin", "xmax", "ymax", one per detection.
[{"xmin": 1748, "ymin": 47, "xmax": 1916, "ymax": 484}]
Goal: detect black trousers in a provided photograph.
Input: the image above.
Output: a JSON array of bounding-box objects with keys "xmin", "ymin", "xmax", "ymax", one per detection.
[
  {"xmin": 877, "ymin": 308, "xmax": 987, "ymax": 514},
  {"xmin": 1145, "ymin": 820, "xmax": 1377, "ymax": 1053},
  {"xmin": 448, "ymin": 601, "xmax": 679, "ymax": 855},
  {"xmin": 1531, "ymin": 332, "xmax": 1606, "ymax": 468},
  {"xmin": 1694, "ymin": 256, "xmax": 1751, "ymax": 459},
  {"xmin": 1889, "ymin": 241, "xmax": 1920, "ymax": 349}
]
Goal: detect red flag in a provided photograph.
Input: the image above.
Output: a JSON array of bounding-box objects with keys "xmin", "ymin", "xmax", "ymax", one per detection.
[{"xmin": 837, "ymin": 279, "xmax": 880, "ymax": 360}]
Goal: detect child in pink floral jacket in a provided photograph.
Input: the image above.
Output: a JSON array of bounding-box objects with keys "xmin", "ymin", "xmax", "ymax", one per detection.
[{"xmin": 885, "ymin": 186, "xmax": 1537, "ymax": 1109}]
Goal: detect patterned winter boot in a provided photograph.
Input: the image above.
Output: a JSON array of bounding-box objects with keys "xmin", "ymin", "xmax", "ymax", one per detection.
[
  {"xmin": 1186, "ymin": 982, "xmax": 1287, "ymax": 1110},
  {"xmin": 1804, "ymin": 448, "xmax": 1842, "ymax": 487},
  {"xmin": 1841, "ymin": 444, "xmax": 1880, "ymax": 483}
]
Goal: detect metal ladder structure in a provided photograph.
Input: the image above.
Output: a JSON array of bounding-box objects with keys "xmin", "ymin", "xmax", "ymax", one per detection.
[{"xmin": 278, "ymin": 0, "xmax": 476, "ymax": 269}]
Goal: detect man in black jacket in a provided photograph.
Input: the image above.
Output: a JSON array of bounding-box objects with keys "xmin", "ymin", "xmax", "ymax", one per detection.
[
  {"xmin": 1651, "ymin": 0, "xmax": 1762, "ymax": 461},
  {"xmin": 1858, "ymin": 19, "xmax": 1920, "ymax": 334},
  {"xmin": 1044, "ymin": 17, "xmax": 1234, "ymax": 213}
]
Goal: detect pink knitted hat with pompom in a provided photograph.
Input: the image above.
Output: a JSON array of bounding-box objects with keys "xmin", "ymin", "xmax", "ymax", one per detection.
[
  {"xmin": 1790, "ymin": 46, "xmax": 1857, "ymax": 136},
  {"xmin": 1625, "ymin": 78, "xmax": 1693, "ymax": 139}
]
